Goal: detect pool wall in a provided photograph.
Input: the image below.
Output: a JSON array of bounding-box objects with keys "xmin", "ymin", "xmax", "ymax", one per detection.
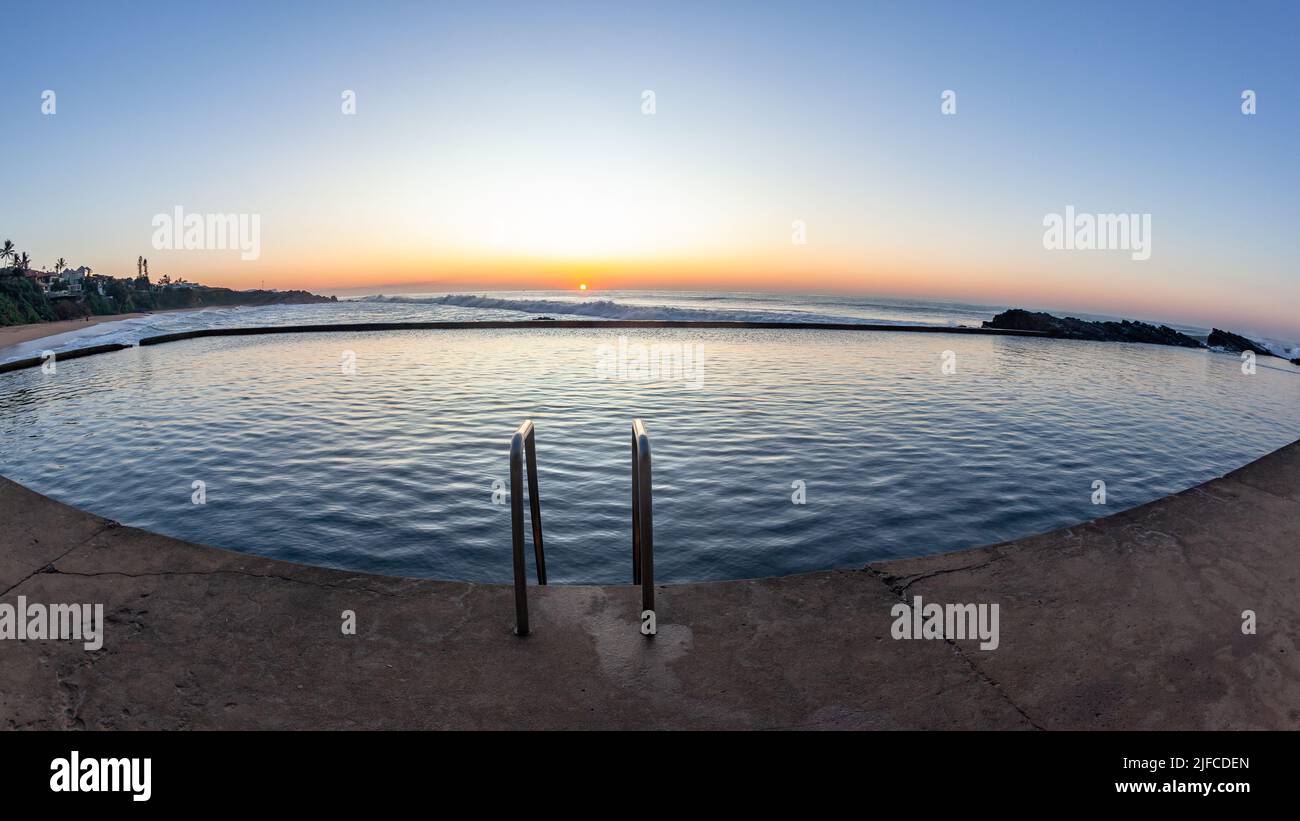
[{"xmin": 1, "ymin": 318, "xmax": 1045, "ymax": 373}]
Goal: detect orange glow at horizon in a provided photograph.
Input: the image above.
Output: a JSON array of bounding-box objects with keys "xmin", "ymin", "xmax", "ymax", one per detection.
[{"xmin": 132, "ymin": 237, "xmax": 1299, "ymax": 339}]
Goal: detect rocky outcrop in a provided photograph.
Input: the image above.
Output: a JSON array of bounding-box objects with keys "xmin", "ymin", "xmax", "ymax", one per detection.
[
  {"xmin": 982, "ymin": 309, "xmax": 1203, "ymax": 348},
  {"xmin": 173, "ymin": 287, "xmax": 336, "ymax": 308},
  {"xmin": 1207, "ymin": 328, "xmax": 1271, "ymax": 356}
]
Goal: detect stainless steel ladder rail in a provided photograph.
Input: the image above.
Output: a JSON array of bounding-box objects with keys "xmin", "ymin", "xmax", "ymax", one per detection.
[
  {"xmin": 510, "ymin": 419, "xmax": 546, "ymax": 635},
  {"xmin": 631, "ymin": 418, "xmax": 654, "ymax": 621},
  {"xmin": 508, "ymin": 418, "xmax": 654, "ymax": 637}
]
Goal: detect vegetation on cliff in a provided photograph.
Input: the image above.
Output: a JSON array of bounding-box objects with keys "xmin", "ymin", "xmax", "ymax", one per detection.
[
  {"xmin": 0, "ymin": 275, "xmax": 57, "ymax": 325},
  {"xmin": 1, "ymin": 236, "xmax": 334, "ymax": 327}
]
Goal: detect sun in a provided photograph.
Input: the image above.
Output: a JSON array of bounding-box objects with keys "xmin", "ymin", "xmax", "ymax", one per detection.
[{"xmin": 578, "ymin": 283, "xmax": 588, "ymax": 291}]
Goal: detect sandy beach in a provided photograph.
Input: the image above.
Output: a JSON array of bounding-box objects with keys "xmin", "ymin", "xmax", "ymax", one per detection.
[
  {"xmin": 0, "ymin": 313, "xmax": 151, "ymax": 349},
  {"xmin": 0, "ymin": 307, "xmax": 212, "ymax": 356}
]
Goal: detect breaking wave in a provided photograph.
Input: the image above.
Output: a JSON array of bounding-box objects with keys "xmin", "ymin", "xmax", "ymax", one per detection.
[{"xmin": 355, "ymin": 293, "xmax": 928, "ymax": 326}]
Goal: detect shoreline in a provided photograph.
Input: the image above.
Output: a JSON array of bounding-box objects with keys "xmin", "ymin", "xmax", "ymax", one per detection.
[
  {"xmin": 0, "ymin": 313, "xmax": 151, "ymax": 350},
  {"xmin": 0, "ymin": 307, "xmax": 204, "ymax": 358}
]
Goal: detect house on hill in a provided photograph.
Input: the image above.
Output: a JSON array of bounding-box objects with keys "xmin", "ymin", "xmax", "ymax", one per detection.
[
  {"xmin": 62, "ymin": 265, "xmax": 91, "ymax": 294},
  {"xmin": 21, "ymin": 269, "xmax": 55, "ymax": 294}
]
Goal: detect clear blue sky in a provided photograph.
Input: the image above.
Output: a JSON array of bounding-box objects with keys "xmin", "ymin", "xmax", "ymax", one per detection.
[{"xmin": 2, "ymin": 1, "xmax": 1297, "ymax": 337}]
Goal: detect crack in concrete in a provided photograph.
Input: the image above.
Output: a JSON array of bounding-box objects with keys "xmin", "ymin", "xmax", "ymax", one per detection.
[
  {"xmin": 0, "ymin": 521, "xmax": 120, "ymax": 599},
  {"xmin": 425, "ymin": 583, "xmax": 478, "ymax": 641},
  {"xmin": 869, "ymin": 551, "xmax": 1008, "ymax": 596},
  {"xmin": 937, "ymin": 636, "xmax": 1044, "ymax": 730},
  {"xmin": 862, "ymin": 564, "xmax": 1045, "ymax": 731}
]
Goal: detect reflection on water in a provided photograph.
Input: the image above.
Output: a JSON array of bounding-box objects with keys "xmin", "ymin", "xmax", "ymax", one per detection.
[{"xmin": 2, "ymin": 328, "xmax": 1297, "ymax": 582}]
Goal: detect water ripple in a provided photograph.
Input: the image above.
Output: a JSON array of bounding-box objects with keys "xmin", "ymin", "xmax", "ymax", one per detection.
[{"xmin": 2, "ymin": 327, "xmax": 1298, "ymax": 583}]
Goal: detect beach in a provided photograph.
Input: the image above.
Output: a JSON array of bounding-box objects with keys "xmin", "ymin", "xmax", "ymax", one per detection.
[
  {"xmin": 0, "ymin": 314, "xmax": 150, "ymax": 351},
  {"xmin": 0, "ymin": 308, "xmax": 212, "ymax": 360}
]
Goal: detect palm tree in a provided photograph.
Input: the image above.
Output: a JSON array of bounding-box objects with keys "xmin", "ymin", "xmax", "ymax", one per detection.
[
  {"xmin": 12, "ymin": 251, "xmax": 32, "ymax": 280},
  {"xmin": 55, "ymin": 257, "xmax": 67, "ymax": 275},
  {"xmin": 1, "ymin": 240, "xmax": 14, "ymax": 266}
]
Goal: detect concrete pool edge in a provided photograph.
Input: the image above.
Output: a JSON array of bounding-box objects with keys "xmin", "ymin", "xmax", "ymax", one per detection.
[
  {"xmin": 0, "ymin": 343, "xmax": 133, "ymax": 375},
  {"xmin": 1, "ymin": 437, "xmax": 1297, "ymax": 729},
  {"xmin": 1, "ymin": 318, "xmax": 1047, "ymax": 373}
]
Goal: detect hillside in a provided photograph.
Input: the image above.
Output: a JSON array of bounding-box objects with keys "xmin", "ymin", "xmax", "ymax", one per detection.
[{"xmin": 1, "ymin": 277, "xmax": 335, "ymax": 327}]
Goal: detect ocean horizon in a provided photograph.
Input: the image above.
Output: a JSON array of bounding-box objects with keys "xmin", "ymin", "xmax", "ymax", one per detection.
[{"xmin": 8, "ymin": 290, "xmax": 1300, "ymax": 366}]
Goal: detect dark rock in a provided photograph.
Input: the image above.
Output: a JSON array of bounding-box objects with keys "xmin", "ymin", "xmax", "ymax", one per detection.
[
  {"xmin": 186, "ymin": 287, "xmax": 335, "ymax": 307},
  {"xmin": 1207, "ymin": 328, "xmax": 1271, "ymax": 356},
  {"xmin": 982, "ymin": 309, "xmax": 1203, "ymax": 348}
]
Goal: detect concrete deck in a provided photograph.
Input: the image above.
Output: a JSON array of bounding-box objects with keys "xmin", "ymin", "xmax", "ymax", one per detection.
[{"xmin": 2, "ymin": 439, "xmax": 1297, "ymax": 730}]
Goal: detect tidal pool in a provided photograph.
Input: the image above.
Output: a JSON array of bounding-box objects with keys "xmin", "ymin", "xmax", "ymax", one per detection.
[{"xmin": 2, "ymin": 327, "xmax": 1297, "ymax": 583}]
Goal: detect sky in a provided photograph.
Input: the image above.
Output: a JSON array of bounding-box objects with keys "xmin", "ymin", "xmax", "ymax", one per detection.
[{"xmin": 1, "ymin": 1, "xmax": 1297, "ymax": 337}]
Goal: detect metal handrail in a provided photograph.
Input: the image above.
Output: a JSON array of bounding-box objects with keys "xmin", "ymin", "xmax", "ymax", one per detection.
[
  {"xmin": 631, "ymin": 419, "xmax": 654, "ymax": 624},
  {"xmin": 510, "ymin": 419, "xmax": 546, "ymax": 635},
  {"xmin": 506, "ymin": 418, "xmax": 652, "ymax": 637}
]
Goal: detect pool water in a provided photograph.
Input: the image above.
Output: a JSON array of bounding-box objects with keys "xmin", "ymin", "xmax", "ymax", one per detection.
[{"xmin": 2, "ymin": 327, "xmax": 1297, "ymax": 582}]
